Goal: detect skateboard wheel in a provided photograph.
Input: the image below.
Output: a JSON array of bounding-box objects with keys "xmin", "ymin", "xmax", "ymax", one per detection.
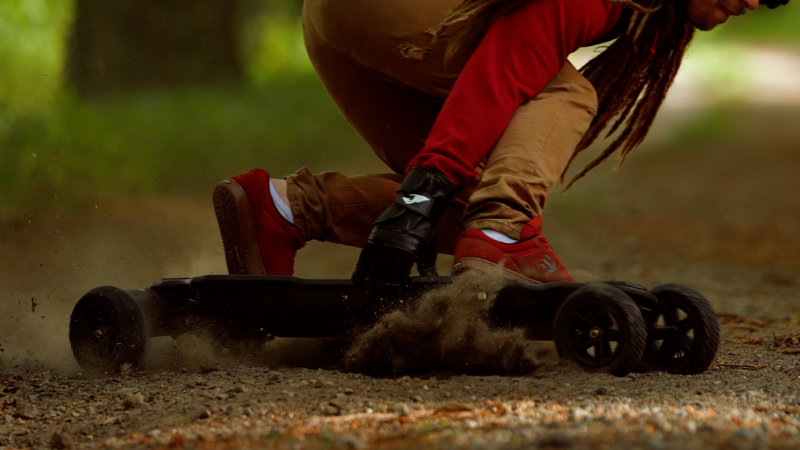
[
  {"xmin": 553, "ymin": 283, "xmax": 647, "ymax": 377},
  {"xmin": 641, "ymin": 283, "xmax": 720, "ymax": 374},
  {"xmin": 69, "ymin": 286, "xmax": 147, "ymax": 374}
]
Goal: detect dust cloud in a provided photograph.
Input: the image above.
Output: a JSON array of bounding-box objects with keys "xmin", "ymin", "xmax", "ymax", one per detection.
[
  {"xmin": 0, "ymin": 198, "xmax": 225, "ymax": 375},
  {"xmin": 344, "ymin": 272, "xmax": 543, "ymax": 376}
]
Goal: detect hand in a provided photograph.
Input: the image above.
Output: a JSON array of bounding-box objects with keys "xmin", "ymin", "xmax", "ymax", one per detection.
[{"xmin": 352, "ymin": 167, "xmax": 456, "ymax": 289}]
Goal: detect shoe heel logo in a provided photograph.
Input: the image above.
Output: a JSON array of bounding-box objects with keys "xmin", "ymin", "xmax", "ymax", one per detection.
[
  {"xmin": 539, "ymin": 255, "xmax": 558, "ymax": 274},
  {"xmin": 401, "ymin": 194, "xmax": 430, "ymax": 205}
]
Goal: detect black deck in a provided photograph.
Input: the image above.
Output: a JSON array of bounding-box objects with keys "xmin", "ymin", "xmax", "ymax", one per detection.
[{"xmin": 130, "ymin": 275, "xmax": 652, "ymax": 340}]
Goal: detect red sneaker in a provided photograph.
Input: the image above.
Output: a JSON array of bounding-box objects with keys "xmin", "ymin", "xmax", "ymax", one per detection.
[
  {"xmin": 213, "ymin": 169, "xmax": 304, "ymax": 275},
  {"xmin": 452, "ymin": 216, "xmax": 576, "ymax": 283}
]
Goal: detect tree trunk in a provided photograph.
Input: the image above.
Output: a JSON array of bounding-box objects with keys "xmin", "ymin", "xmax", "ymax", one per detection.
[{"xmin": 67, "ymin": 0, "xmax": 243, "ymax": 96}]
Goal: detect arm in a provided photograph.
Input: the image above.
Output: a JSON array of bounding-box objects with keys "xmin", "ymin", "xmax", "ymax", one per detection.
[{"xmin": 409, "ymin": 0, "xmax": 622, "ymax": 187}]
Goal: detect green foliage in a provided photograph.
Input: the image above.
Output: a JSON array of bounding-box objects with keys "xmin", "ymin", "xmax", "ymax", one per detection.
[
  {"xmin": 0, "ymin": 0, "xmax": 73, "ymax": 113},
  {"xmin": 2, "ymin": 0, "xmax": 800, "ymax": 223},
  {"xmin": 0, "ymin": 77, "xmax": 368, "ymax": 221},
  {"xmin": 239, "ymin": 0, "xmax": 312, "ymax": 83},
  {"xmin": 662, "ymin": 104, "xmax": 737, "ymax": 148},
  {"xmin": 0, "ymin": 0, "xmax": 370, "ymax": 222},
  {"xmin": 704, "ymin": 2, "xmax": 800, "ymax": 43}
]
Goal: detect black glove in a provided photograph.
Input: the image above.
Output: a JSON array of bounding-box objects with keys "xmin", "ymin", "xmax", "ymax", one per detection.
[
  {"xmin": 762, "ymin": 0, "xmax": 789, "ymax": 8},
  {"xmin": 352, "ymin": 166, "xmax": 456, "ymax": 288}
]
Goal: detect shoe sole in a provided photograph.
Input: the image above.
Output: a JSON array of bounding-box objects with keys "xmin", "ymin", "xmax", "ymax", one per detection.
[
  {"xmin": 452, "ymin": 257, "xmax": 543, "ymax": 284},
  {"xmin": 213, "ymin": 180, "xmax": 266, "ymax": 275}
]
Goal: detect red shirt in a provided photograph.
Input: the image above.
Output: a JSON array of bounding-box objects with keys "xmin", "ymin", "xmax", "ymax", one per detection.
[{"xmin": 407, "ymin": 0, "xmax": 623, "ymax": 187}]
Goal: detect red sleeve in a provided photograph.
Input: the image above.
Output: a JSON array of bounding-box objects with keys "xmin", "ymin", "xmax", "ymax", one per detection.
[{"xmin": 407, "ymin": 0, "xmax": 622, "ymax": 186}]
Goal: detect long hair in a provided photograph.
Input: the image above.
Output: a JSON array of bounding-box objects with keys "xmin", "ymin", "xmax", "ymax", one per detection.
[{"xmin": 434, "ymin": 0, "xmax": 695, "ymax": 187}]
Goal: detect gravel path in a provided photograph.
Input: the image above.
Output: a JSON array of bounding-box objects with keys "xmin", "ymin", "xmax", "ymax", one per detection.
[{"xmin": 2, "ymin": 314, "xmax": 800, "ymax": 448}]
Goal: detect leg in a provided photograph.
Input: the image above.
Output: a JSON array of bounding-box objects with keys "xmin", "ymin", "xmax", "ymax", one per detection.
[
  {"xmin": 464, "ymin": 62, "xmax": 598, "ymax": 238},
  {"xmin": 286, "ymin": 0, "xmax": 469, "ymax": 251},
  {"xmin": 299, "ymin": 0, "xmax": 459, "ymax": 171},
  {"xmin": 453, "ymin": 62, "xmax": 598, "ymax": 283}
]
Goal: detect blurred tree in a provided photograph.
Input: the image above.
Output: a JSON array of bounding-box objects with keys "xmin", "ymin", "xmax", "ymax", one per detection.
[{"xmin": 67, "ymin": 0, "xmax": 243, "ymax": 95}]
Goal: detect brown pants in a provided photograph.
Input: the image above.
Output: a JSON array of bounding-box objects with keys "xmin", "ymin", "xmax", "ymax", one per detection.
[{"xmin": 287, "ymin": 0, "xmax": 598, "ymax": 253}]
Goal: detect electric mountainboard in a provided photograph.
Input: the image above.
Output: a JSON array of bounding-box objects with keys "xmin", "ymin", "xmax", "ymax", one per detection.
[{"xmin": 68, "ymin": 274, "xmax": 720, "ymax": 377}]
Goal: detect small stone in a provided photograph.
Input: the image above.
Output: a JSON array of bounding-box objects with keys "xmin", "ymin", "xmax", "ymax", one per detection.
[
  {"xmin": 594, "ymin": 386, "xmax": 612, "ymax": 396},
  {"xmin": 319, "ymin": 402, "xmax": 342, "ymax": 416},
  {"xmin": 537, "ymin": 431, "xmax": 574, "ymax": 448},
  {"xmin": 390, "ymin": 403, "xmax": 410, "ymax": 416},
  {"xmin": 122, "ymin": 393, "xmax": 144, "ymax": 410},
  {"xmin": 50, "ymin": 431, "xmax": 75, "ymax": 449},
  {"xmin": 570, "ymin": 407, "xmax": 590, "ymax": 422},
  {"xmin": 13, "ymin": 403, "xmax": 40, "ymax": 419},
  {"xmin": 266, "ymin": 373, "xmax": 281, "ymax": 384},
  {"xmin": 332, "ymin": 433, "xmax": 366, "ymax": 449}
]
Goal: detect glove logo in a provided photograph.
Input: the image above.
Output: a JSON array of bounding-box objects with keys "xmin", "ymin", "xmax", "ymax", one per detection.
[{"xmin": 401, "ymin": 194, "xmax": 430, "ymax": 205}]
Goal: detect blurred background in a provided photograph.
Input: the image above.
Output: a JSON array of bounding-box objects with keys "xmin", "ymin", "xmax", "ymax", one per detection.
[{"xmin": 1, "ymin": 0, "xmax": 799, "ymax": 370}]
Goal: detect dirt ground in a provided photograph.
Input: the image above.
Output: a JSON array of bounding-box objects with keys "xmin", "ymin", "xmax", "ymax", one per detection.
[{"xmin": 1, "ymin": 102, "xmax": 799, "ymax": 448}]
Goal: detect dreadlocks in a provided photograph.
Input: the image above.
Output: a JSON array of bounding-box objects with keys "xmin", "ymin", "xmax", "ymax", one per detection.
[
  {"xmin": 570, "ymin": 0, "xmax": 694, "ymax": 186},
  {"xmin": 433, "ymin": 0, "xmax": 695, "ymax": 187}
]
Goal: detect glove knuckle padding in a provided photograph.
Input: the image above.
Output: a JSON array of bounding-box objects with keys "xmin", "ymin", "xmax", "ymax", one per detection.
[{"xmin": 369, "ymin": 205, "xmax": 433, "ymax": 246}]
